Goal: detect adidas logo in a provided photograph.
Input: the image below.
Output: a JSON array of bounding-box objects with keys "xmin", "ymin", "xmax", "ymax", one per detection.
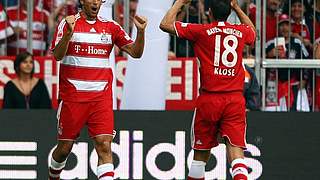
[
  {"xmin": 196, "ymin": 139, "xmax": 202, "ymax": 145},
  {"xmin": 90, "ymin": 28, "xmax": 96, "ymax": 32}
]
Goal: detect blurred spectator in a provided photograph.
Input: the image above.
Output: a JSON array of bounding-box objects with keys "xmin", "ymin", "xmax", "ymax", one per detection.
[
  {"xmin": 47, "ymin": 0, "xmax": 78, "ymax": 48},
  {"xmin": 129, "ymin": 0, "xmax": 138, "ymax": 35},
  {"xmin": 266, "ymin": 14, "xmax": 309, "ymax": 59},
  {"xmin": 316, "ymin": 41, "xmax": 320, "ymax": 58},
  {"xmin": 0, "ymin": 3, "xmax": 14, "ymax": 41},
  {"xmin": 116, "ymin": 1, "xmax": 124, "ymax": 26},
  {"xmin": 114, "ymin": 0, "xmax": 138, "ymax": 56},
  {"xmin": 116, "ymin": 0, "xmax": 138, "ymax": 35},
  {"xmin": 249, "ymin": 0, "xmax": 283, "ymax": 42},
  {"xmin": 177, "ymin": 0, "xmax": 208, "ymax": 24},
  {"xmin": 266, "ymin": 14, "xmax": 310, "ymax": 111},
  {"xmin": 265, "ymin": 75, "xmax": 280, "ymax": 110},
  {"xmin": 170, "ymin": 0, "xmax": 208, "ymax": 57},
  {"xmin": 6, "ymin": 0, "xmax": 49, "ymax": 56},
  {"xmin": 305, "ymin": 0, "xmax": 320, "ymax": 45},
  {"xmin": 315, "ymin": 1, "xmax": 320, "ymax": 40},
  {"xmin": 314, "ymin": 39, "xmax": 320, "ymax": 111},
  {"xmin": 36, "ymin": 0, "xmax": 54, "ymax": 12},
  {"xmin": 47, "ymin": 0, "xmax": 78, "ymax": 22},
  {"xmin": 244, "ymin": 64, "xmax": 261, "ymax": 111},
  {"xmin": 285, "ymin": 0, "xmax": 313, "ymax": 50},
  {"xmin": 3, "ymin": 52, "xmax": 51, "ymax": 109}
]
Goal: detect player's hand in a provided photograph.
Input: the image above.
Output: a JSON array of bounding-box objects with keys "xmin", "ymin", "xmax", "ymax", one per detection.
[
  {"xmin": 231, "ymin": 0, "xmax": 240, "ymax": 9},
  {"xmin": 133, "ymin": 15, "xmax": 147, "ymax": 32},
  {"xmin": 65, "ymin": 15, "xmax": 75, "ymax": 35}
]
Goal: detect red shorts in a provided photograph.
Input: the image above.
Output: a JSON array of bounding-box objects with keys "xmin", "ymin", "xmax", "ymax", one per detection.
[
  {"xmin": 191, "ymin": 92, "xmax": 247, "ymax": 150},
  {"xmin": 56, "ymin": 99, "xmax": 114, "ymax": 140}
]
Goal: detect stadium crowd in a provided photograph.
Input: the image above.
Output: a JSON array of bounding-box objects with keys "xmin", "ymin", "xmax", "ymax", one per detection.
[{"xmin": 0, "ymin": 0, "xmax": 319, "ymax": 111}]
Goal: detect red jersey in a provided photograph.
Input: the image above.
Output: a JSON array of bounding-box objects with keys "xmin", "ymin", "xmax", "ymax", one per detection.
[
  {"xmin": 0, "ymin": 4, "xmax": 14, "ymax": 40},
  {"xmin": 315, "ymin": 22, "xmax": 320, "ymax": 42},
  {"xmin": 51, "ymin": 13, "xmax": 133, "ymax": 102},
  {"xmin": 174, "ymin": 21, "xmax": 255, "ymax": 93},
  {"xmin": 249, "ymin": 4, "xmax": 279, "ymax": 41},
  {"xmin": 291, "ymin": 20, "xmax": 311, "ymax": 41},
  {"xmin": 6, "ymin": 6, "xmax": 49, "ymax": 56}
]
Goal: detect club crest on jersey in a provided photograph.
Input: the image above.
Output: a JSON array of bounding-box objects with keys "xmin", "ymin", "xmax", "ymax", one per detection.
[{"xmin": 101, "ymin": 30, "xmax": 112, "ymax": 44}]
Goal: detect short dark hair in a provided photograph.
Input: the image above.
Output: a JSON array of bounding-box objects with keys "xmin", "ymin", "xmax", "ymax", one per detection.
[
  {"xmin": 291, "ymin": 0, "xmax": 303, "ymax": 6},
  {"xmin": 209, "ymin": 0, "xmax": 231, "ymax": 21},
  {"xmin": 14, "ymin": 51, "xmax": 34, "ymax": 76}
]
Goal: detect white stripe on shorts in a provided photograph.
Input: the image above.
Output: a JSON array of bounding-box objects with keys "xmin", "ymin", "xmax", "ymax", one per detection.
[
  {"xmin": 56, "ymin": 101, "xmax": 63, "ymax": 133},
  {"xmin": 190, "ymin": 108, "xmax": 197, "ymax": 149}
]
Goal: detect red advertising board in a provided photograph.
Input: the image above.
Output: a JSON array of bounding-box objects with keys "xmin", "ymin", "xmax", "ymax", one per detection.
[{"xmin": 0, "ymin": 56, "xmax": 198, "ymax": 110}]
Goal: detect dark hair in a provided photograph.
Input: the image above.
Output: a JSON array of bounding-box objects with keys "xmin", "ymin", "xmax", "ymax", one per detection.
[
  {"xmin": 290, "ymin": 0, "xmax": 304, "ymax": 6},
  {"xmin": 282, "ymin": 0, "xmax": 310, "ymax": 14},
  {"xmin": 209, "ymin": 0, "xmax": 231, "ymax": 21},
  {"xmin": 14, "ymin": 51, "xmax": 34, "ymax": 76}
]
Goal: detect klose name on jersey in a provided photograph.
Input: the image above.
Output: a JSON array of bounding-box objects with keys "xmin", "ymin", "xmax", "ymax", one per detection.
[{"xmin": 214, "ymin": 67, "xmax": 235, "ymax": 77}]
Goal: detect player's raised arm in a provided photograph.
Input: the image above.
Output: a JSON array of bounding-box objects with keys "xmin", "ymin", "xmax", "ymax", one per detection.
[
  {"xmin": 121, "ymin": 15, "xmax": 147, "ymax": 58},
  {"xmin": 53, "ymin": 15, "xmax": 75, "ymax": 61},
  {"xmin": 159, "ymin": 0, "xmax": 191, "ymax": 35},
  {"xmin": 231, "ymin": 0, "xmax": 255, "ymax": 31}
]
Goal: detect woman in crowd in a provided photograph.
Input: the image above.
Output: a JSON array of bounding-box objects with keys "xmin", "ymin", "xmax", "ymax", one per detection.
[{"xmin": 3, "ymin": 51, "xmax": 51, "ymax": 109}]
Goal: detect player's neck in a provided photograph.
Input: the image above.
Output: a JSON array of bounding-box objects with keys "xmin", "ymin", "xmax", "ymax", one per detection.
[{"xmin": 81, "ymin": 11, "xmax": 97, "ymax": 21}]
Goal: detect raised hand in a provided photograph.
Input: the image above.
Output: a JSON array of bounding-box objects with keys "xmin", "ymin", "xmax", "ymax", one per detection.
[
  {"xmin": 133, "ymin": 15, "xmax": 148, "ymax": 32},
  {"xmin": 231, "ymin": 0, "xmax": 240, "ymax": 9},
  {"xmin": 65, "ymin": 15, "xmax": 75, "ymax": 35}
]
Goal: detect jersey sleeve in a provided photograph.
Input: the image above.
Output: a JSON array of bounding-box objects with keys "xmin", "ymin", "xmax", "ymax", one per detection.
[
  {"xmin": 112, "ymin": 21, "xmax": 133, "ymax": 48},
  {"xmin": 174, "ymin": 21, "xmax": 203, "ymax": 41},
  {"xmin": 50, "ymin": 19, "xmax": 67, "ymax": 51},
  {"xmin": 242, "ymin": 25, "xmax": 256, "ymax": 46}
]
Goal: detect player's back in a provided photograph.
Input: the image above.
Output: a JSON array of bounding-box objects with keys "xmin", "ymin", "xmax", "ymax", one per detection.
[{"xmin": 175, "ymin": 21, "xmax": 256, "ymax": 93}]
